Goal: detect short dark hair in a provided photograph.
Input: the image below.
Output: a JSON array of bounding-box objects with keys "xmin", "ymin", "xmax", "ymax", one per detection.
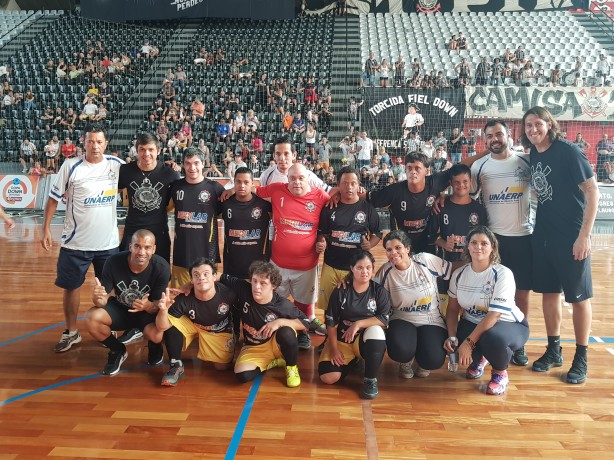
[
  {"xmin": 273, "ymin": 134, "xmax": 293, "ymax": 149},
  {"xmin": 449, "ymin": 163, "xmax": 471, "ymax": 180},
  {"xmin": 183, "ymin": 147, "xmax": 205, "ymax": 163},
  {"xmin": 248, "ymin": 260, "xmax": 282, "ymax": 288},
  {"xmin": 234, "ymin": 166, "xmax": 253, "ymax": 179},
  {"xmin": 189, "ymin": 257, "xmax": 217, "ymax": 276},
  {"xmin": 84, "ymin": 122, "xmax": 107, "ymax": 139},
  {"xmin": 135, "ymin": 132, "xmax": 159, "ymax": 150},
  {"xmin": 483, "ymin": 119, "xmax": 509, "ymax": 133},
  {"xmin": 383, "ymin": 230, "xmax": 411, "ymax": 251},
  {"xmin": 345, "ymin": 250, "xmax": 376, "ymax": 284},
  {"xmin": 131, "ymin": 229, "xmax": 156, "ymax": 244},
  {"xmin": 336, "ymin": 166, "xmax": 359, "ymax": 183},
  {"xmin": 404, "ymin": 151, "xmax": 430, "ymax": 169}
]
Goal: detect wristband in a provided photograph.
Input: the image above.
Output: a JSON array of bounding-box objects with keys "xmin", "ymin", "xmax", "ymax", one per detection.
[{"xmin": 465, "ymin": 337, "xmax": 476, "ymax": 350}]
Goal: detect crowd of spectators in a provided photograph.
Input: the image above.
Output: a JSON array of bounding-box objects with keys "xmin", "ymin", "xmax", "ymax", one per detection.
[
  {"xmin": 362, "ymin": 39, "xmax": 611, "ymax": 88},
  {"xmin": 138, "ymin": 46, "xmax": 335, "ymax": 178}
]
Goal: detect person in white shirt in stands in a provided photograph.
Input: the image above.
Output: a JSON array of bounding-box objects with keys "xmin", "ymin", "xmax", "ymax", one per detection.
[
  {"xmin": 596, "ymin": 54, "xmax": 611, "ymax": 86},
  {"xmin": 41, "ymin": 123, "xmax": 124, "ymax": 353},
  {"xmin": 356, "ymin": 131, "xmax": 374, "ymax": 169},
  {"xmin": 79, "ymin": 97, "xmax": 98, "ymax": 121}
]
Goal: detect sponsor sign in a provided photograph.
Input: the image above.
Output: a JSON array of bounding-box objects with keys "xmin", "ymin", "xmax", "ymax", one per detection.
[
  {"xmin": 0, "ymin": 175, "xmax": 39, "ymax": 209},
  {"xmin": 466, "ymin": 86, "xmax": 614, "ymax": 121}
]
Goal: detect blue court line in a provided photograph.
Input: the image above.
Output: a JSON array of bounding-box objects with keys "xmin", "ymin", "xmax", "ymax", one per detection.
[
  {"xmin": 224, "ymin": 374, "xmax": 263, "ymax": 460},
  {"xmin": 0, "ymin": 316, "xmax": 87, "ymax": 348},
  {"xmin": 0, "ymin": 372, "xmax": 101, "ymax": 407},
  {"xmin": 528, "ymin": 337, "xmax": 614, "ymax": 344}
]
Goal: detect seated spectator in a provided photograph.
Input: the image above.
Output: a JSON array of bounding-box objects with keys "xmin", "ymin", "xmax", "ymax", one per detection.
[
  {"xmin": 237, "ymin": 58, "xmax": 252, "ymax": 79},
  {"xmin": 68, "ymin": 64, "xmax": 84, "ymax": 80},
  {"xmin": 435, "ymin": 71, "xmax": 449, "ymax": 88},
  {"xmin": 162, "ymin": 68, "xmax": 175, "ymax": 86},
  {"xmin": 549, "ymin": 64, "xmax": 562, "ymax": 86},
  {"xmin": 23, "ymin": 89, "xmax": 36, "ymax": 109},
  {"xmin": 421, "ymin": 137, "xmax": 435, "ymax": 158},
  {"xmin": 60, "ymin": 137, "xmax": 77, "ymax": 164},
  {"xmin": 448, "ymin": 34, "xmax": 458, "ymax": 54},
  {"xmin": 217, "ymin": 119, "xmax": 231, "ymax": 140},
  {"xmin": 251, "ymin": 133, "xmax": 264, "ymax": 155},
  {"xmin": 180, "ymin": 122, "xmax": 193, "ymax": 147},
  {"xmin": 215, "ymin": 48, "xmax": 225, "ymax": 63},
  {"xmin": 79, "ymin": 97, "xmax": 98, "ymax": 120},
  {"xmin": 391, "ymin": 156, "xmax": 405, "ymax": 181},
  {"xmin": 92, "ymin": 103, "xmax": 108, "ymax": 121},
  {"xmin": 247, "ymin": 153, "xmax": 261, "ymax": 176},
  {"xmin": 431, "ymin": 146, "xmax": 451, "ymax": 173},
  {"xmin": 228, "ymin": 153, "xmax": 247, "ymax": 180},
  {"xmin": 305, "ymin": 77, "xmax": 318, "ymax": 103},
  {"xmin": 246, "ymin": 109, "xmax": 259, "ymax": 132},
  {"xmin": 282, "ymin": 111, "xmax": 294, "ymax": 132},
  {"xmin": 190, "ymin": 98, "xmax": 205, "ymax": 120},
  {"xmin": 162, "ymin": 82, "xmax": 175, "ymax": 102},
  {"xmin": 456, "ymin": 32, "xmax": 468, "ymax": 50},
  {"xmin": 29, "ymin": 160, "xmax": 47, "ymax": 176},
  {"xmin": 173, "ymin": 66, "xmax": 187, "ymax": 92},
  {"xmin": 292, "ymin": 113, "xmax": 305, "ymax": 134},
  {"xmin": 233, "ymin": 110, "xmax": 245, "ymax": 134},
  {"xmin": 379, "ymin": 146, "xmax": 392, "ymax": 166},
  {"xmin": 56, "ymin": 59, "xmax": 67, "ymax": 78},
  {"xmin": 235, "ymin": 139, "xmax": 249, "ymax": 160},
  {"xmin": 157, "ymin": 120, "xmax": 169, "ymax": 144},
  {"xmin": 206, "ymin": 163, "xmax": 224, "ymax": 178}
]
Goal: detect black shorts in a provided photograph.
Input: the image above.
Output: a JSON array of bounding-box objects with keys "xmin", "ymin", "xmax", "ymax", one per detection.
[
  {"xmin": 55, "ymin": 247, "xmax": 119, "ymax": 290},
  {"xmin": 103, "ymin": 299, "xmax": 156, "ymax": 332},
  {"xmin": 531, "ymin": 233, "xmax": 593, "ymax": 303},
  {"xmin": 495, "ymin": 234, "xmax": 532, "ymax": 291}
]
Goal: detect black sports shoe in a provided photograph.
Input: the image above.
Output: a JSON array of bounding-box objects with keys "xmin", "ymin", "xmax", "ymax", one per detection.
[
  {"xmin": 511, "ymin": 346, "xmax": 529, "ymax": 366},
  {"xmin": 102, "ymin": 350, "xmax": 128, "ymax": 375},
  {"xmin": 566, "ymin": 352, "xmax": 587, "ymax": 384},
  {"xmin": 147, "ymin": 342, "xmax": 164, "ymax": 365},
  {"xmin": 361, "ymin": 377, "xmax": 379, "ymax": 399},
  {"xmin": 297, "ymin": 331, "xmax": 311, "ymax": 350},
  {"xmin": 118, "ymin": 328, "xmax": 143, "ymax": 345},
  {"xmin": 532, "ymin": 346, "xmax": 563, "ymax": 372}
]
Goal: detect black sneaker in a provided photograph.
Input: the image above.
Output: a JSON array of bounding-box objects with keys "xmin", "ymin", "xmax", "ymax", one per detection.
[
  {"xmin": 297, "ymin": 331, "xmax": 311, "ymax": 350},
  {"xmin": 102, "ymin": 350, "xmax": 128, "ymax": 375},
  {"xmin": 511, "ymin": 346, "xmax": 529, "ymax": 366},
  {"xmin": 361, "ymin": 377, "xmax": 379, "ymax": 399},
  {"xmin": 532, "ymin": 346, "xmax": 563, "ymax": 372},
  {"xmin": 566, "ymin": 352, "xmax": 587, "ymax": 384},
  {"xmin": 118, "ymin": 328, "xmax": 143, "ymax": 345},
  {"xmin": 147, "ymin": 342, "xmax": 164, "ymax": 365}
]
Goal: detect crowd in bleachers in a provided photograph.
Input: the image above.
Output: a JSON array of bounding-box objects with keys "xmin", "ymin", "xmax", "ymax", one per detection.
[{"xmin": 0, "ymin": 13, "xmax": 172, "ymax": 171}]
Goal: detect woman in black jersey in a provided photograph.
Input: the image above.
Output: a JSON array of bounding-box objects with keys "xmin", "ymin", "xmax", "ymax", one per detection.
[{"xmin": 319, "ymin": 251, "xmax": 390, "ymax": 399}]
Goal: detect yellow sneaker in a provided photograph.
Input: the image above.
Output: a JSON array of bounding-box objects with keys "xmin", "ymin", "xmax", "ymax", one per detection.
[
  {"xmin": 285, "ymin": 365, "xmax": 301, "ymax": 387},
  {"xmin": 266, "ymin": 358, "xmax": 286, "ymax": 370}
]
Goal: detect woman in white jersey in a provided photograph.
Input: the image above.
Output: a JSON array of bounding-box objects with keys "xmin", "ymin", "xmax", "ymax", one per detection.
[
  {"xmin": 444, "ymin": 226, "xmax": 529, "ymax": 395},
  {"xmin": 374, "ymin": 230, "xmax": 452, "ymax": 380}
]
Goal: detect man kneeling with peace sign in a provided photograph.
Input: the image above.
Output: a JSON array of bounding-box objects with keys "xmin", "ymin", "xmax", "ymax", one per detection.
[{"xmin": 86, "ymin": 229, "xmax": 171, "ymax": 375}]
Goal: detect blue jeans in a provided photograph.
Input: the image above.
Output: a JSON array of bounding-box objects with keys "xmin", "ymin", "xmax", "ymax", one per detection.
[{"xmin": 450, "ymin": 152, "xmax": 462, "ymax": 164}]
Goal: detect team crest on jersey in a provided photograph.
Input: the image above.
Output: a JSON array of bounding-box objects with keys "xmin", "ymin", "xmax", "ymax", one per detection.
[
  {"xmin": 199, "ymin": 190, "xmax": 211, "ymax": 203},
  {"xmin": 469, "ymin": 212, "xmax": 479, "ymax": 225},
  {"xmin": 251, "ymin": 207, "xmax": 262, "ymax": 219},
  {"xmin": 367, "ymin": 297, "xmax": 377, "ymax": 314},
  {"xmin": 217, "ymin": 303, "xmax": 229, "ymax": 315},
  {"xmin": 108, "ymin": 171, "xmax": 117, "ymax": 180},
  {"xmin": 355, "ymin": 211, "xmax": 367, "ymax": 224},
  {"xmin": 579, "ymin": 87, "xmax": 608, "ymax": 118},
  {"xmin": 531, "ymin": 163, "xmax": 553, "ymax": 203},
  {"xmin": 116, "ymin": 280, "xmax": 151, "ymax": 308},
  {"xmin": 225, "ymin": 338, "xmax": 235, "ymax": 351},
  {"xmin": 265, "ymin": 312, "xmax": 277, "ymax": 322},
  {"xmin": 426, "ymin": 195, "xmax": 436, "ymax": 207},
  {"xmin": 305, "ymin": 201, "xmax": 316, "ymax": 212},
  {"xmin": 481, "ymin": 281, "xmax": 493, "ymax": 297}
]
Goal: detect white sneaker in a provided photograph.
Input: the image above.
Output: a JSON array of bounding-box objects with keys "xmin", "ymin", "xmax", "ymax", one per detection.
[
  {"xmin": 399, "ymin": 360, "xmax": 414, "ymax": 379},
  {"xmin": 415, "ymin": 366, "xmax": 431, "ymax": 378}
]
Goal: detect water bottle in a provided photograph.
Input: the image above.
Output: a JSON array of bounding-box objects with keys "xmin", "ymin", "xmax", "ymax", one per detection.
[{"xmin": 448, "ymin": 336, "xmax": 459, "ymax": 372}]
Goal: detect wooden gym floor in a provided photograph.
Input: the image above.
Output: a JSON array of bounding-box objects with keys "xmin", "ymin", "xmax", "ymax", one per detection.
[{"xmin": 0, "ymin": 217, "xmax": 613, "ymax": 459}]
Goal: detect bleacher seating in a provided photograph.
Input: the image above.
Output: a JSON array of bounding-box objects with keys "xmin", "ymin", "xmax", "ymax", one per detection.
[
  {"xmin": 360, "ymin": 11, "xmax": 611, "ymax": 83},
  {"xmin": 0, "ymin": 10, "xmax": 42, "ymax": 48}
]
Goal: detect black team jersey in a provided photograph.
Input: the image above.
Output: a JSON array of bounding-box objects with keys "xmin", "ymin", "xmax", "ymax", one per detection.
[
  {"xmin": 370, "ymin": 172, "xmax": 450, "ymax": 253},
  {"xmin": 100, "ymin": 251, "xmax": 171, "ymax": 309},
  {"xmin": 318, "ymin": 199, "xmax": 381, "ymax": 270},
  {"xmin": 427, "ymin": 196, "xmax": 488, "ymax": 262},
  {"xmin": 170, "ymin": 178, "xmax": 225, "ymax": 267},
  {"xmin": 325, "ymin": 280, "xmax": 391, "ymax": 344},
  {"xmin": 220, "ymin": 274, "xmax": 310, "ymax": 346},
  {"xmin": 220, "ymin": 195, "xmax": 272, "ymax": 278},
  {"xmin": 118, "ymin": 161, "xmax": 180, "ymax": 233},
  {"xmin": 168, "ymin": 282, "xmax": 237, "ymax": 334}
]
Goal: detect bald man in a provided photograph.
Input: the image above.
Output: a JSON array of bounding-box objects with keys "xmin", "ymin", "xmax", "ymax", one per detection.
[{"xmin": 254, "ymin": 163, "xmax": 331, "ymax": 350}]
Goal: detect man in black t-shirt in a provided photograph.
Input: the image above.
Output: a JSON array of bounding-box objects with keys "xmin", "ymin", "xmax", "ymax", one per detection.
[
  {"xmin": 317, "ymin": 167, "xmax": 381, "ymax": 313},
  {"xmin": 220, "ymin": 167, "xmax": 272, "ymax": 279},
  {"xmin": 370, "ymin": 152, "xmax": 450, "ymax": 254},
  {"xmin": 118, "ymin": 133, "xmax": 180, "ymax": 263},
  {"xmin": 86, "ymin": 230, "xmax": 171, "ymax": 376},
  {"xmin": 155, "ymin": 258, "xmax": 238, "ymax": 387},
  {"xmin": 220, "ymin": 261, "xmax": 310, "ymax": 388},
  {"xmin": 169, "ymin": 148, "xmax": 225, "ymax": 288}
]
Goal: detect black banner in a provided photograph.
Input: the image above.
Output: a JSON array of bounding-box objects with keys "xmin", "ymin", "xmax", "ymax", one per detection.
[{"xmin": 362, "ymin": 88, "xmax": 466, "ymax": 150}]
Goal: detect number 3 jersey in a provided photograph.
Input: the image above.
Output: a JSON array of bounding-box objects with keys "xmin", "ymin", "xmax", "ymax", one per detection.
[
  {"xmin": 168, "ymin": 282, "xmax": 237, "ymax": 334},
  {"xmin": 220, "ymin": 274, "xmax": 310, "ymax": 346}
]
